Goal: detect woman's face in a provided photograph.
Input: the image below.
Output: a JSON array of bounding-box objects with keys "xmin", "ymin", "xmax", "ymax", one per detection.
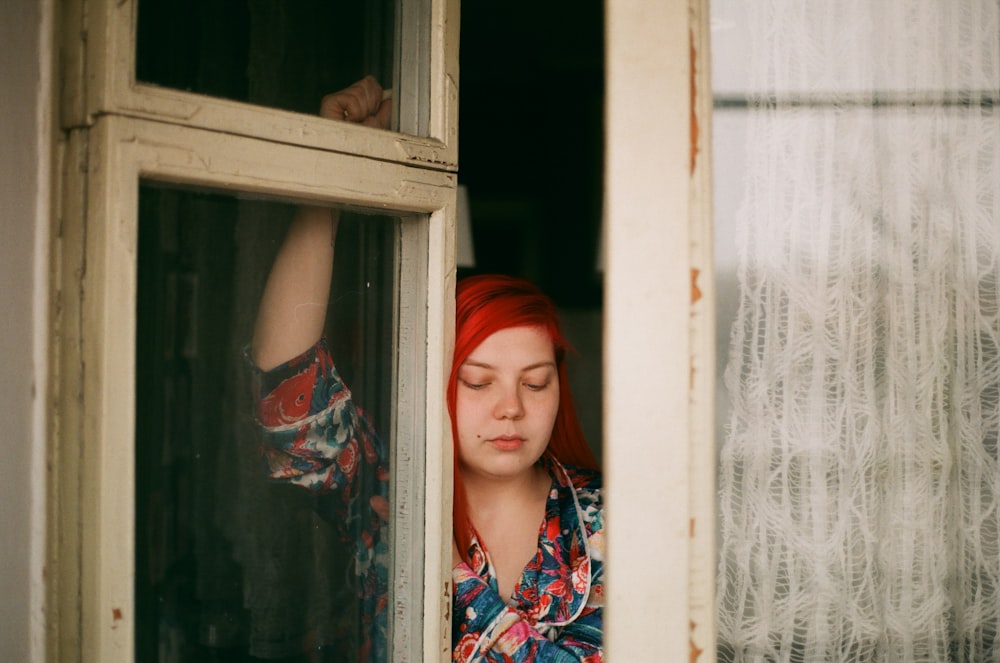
[{"xmin": 454, "ymin": 326, "xmax": 559, "ymax": 482}]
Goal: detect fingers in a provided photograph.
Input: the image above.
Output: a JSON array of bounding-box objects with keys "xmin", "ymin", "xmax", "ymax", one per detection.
[
  {"xmin": 366, "ymin": 93, "xmax": 392, "ymax": 129},
  {"xmin": 319, "ymin": 75, "xmax": 390, "ymax": 129},
  {"xmin": 369, "ymin": 495, "xmax": 390, "ymax": 522}
]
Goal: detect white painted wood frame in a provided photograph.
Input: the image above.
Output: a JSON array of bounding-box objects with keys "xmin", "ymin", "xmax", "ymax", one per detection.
[
  {"xmin": 60, "ymin": 0, "xmax": 460, "ymax": 169},
  {"xmin": 50, "ymin": 113, "xmax": 457, "ymax": 662},
  {"xmin": 49, "ymin": 0, "xmax": 720, "ymax": 659},
  {"xmin": 603, "ymin": 0, "xmax": 716, "ymax": 660},
  {"xmin": 49, "ymin": 0, "xmax": 460, "ymax": 658}
]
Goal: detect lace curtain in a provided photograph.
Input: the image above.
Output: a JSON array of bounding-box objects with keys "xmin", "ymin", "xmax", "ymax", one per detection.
[{"xmin": 716, "ymin": 1, "xmax": 1000, "ymax": 661}]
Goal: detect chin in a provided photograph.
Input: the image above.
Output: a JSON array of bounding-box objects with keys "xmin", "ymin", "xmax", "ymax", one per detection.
[{"xmin": 464, "ymin": 449, "xmax": 545, "ymax": 480}]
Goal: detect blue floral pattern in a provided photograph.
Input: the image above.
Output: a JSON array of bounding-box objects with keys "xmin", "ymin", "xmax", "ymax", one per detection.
[{"xmin": 452, "ymin": 456, "xmax": 604, "ymax": 662}]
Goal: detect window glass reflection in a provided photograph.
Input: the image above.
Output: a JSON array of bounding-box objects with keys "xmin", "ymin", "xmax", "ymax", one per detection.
[
  {"xmin": 136, "ymin": 0, "xmax": 395, "ymax": 123},
  {"xmin": 135, "ymin": 183, "xmax": 398, "ymax": 662}
]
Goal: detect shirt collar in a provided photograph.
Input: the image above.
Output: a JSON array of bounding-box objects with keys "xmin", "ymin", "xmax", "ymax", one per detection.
[{"xmin": 467, "ymin": 455, "xmax": 593, "ymax": 626}]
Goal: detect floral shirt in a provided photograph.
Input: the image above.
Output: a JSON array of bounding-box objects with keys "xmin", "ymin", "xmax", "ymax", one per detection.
[
  {"xmin": 251, "ymin": 339, "xmax": 389, "ymax": 662},
  {"xmin": 251, "ymin": 338, "xmax": 605, "ymax": 662},
  {"xmin": 453, "ymin": 456, "xmax": 605, "ymax": 662}
]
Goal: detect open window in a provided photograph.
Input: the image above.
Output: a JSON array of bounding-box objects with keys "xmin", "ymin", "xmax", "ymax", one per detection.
[
  {"xmin": 51, "ymin": 0, "xmax": 717, "ymax": 660},
  {"xmin": 51, "ymin": 1, "xmax": 458, "ymax": 661}
]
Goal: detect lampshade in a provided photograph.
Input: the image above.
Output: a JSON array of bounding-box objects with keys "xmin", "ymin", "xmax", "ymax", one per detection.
[{"xmin": 456, "ymin": 184, "xmax": 475, "ymax": 268}]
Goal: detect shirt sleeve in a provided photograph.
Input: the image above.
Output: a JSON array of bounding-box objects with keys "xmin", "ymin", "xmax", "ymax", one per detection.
[
  {"xmin": 451, "ymin": 565, "xmax": 604, "ymax": 663},
  {"xmin": 249, "ymin": 337, "xmax": 387, "ymax": 494},
  {"xmin": 248, "ymin": 337, "xmax": 391, "ymax": 660}
]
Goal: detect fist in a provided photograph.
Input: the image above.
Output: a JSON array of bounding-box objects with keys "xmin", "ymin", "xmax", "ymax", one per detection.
[{"xmin": 319, "ymin": 75, "xmax": 392, "ymax": 129}]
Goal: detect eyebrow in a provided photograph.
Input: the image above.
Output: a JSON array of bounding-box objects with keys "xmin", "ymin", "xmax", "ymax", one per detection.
[{"xmin": 461, "ymin": 359, "xmax": 557, "ymax": 372}]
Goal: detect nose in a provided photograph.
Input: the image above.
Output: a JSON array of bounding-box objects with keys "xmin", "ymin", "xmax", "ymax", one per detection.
[{"xmin": 493, "ymin": 384, "xmax": 524, "ymax": 420}]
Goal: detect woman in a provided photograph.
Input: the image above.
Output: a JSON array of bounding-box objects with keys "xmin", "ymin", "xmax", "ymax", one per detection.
[{"xmin": 250, "ymin": 77, "xmax": 604, "ymax": 662}]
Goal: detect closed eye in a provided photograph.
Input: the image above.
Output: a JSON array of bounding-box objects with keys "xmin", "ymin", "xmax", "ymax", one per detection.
[{"xmin": 459, "ymin": 379, "xmax": 489, "ymax": 390}]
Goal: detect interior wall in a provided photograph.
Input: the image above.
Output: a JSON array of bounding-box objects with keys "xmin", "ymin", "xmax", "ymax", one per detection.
[{"xmin": 0, "ymin": 0, "xmax": 50, "ymax": 660}]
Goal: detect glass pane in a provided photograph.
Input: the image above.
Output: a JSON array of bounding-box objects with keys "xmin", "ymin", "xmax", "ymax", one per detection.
[
  {"xmin": 135, "ymin": 182, "xmax": 409, "ymax": 662},
  {"xmin": 135, "ymin": 0, "xmax": 410, "ymax": 132}
]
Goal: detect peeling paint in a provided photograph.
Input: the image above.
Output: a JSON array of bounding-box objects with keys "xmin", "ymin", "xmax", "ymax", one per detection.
[
  {"xmin": 690, "ymin": 620, "xmax": 704, "ymax": 662},
  {"xmin": 444, "ymin": 580, "xmax": 452, "ymax": 622},
  {"xmin": 689, "ymin": 29, "xmax": 700, "ymax": 176},
  {"xmin": 111, "ymin": 607, "xmax": 123, "ymax": 629},
  {"xmin": 691, "ymin": 268, "xmax": 703, "ymax": 389}
]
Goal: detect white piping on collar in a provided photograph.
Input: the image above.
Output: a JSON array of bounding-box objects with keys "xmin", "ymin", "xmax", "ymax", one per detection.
[
  {"xmin": 465, "ymin": 459, "xmax": 599, "ymax": 660},
  {"xmin": 535, "ymin": 458, "xmax": 594, "ymax": 629}
]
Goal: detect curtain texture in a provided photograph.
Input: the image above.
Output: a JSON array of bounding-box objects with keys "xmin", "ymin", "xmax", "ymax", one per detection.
[{"xmin": 717, "ymin": 2, "xmax": 1000, "ymax": 661}]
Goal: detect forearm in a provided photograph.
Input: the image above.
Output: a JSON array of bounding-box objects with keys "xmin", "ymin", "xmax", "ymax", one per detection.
[
  {"xmin": 252, "ymin": 206, "xmax": 339, "ymax": 371},
  {"xmin": 253, "ymin": 74, "xmax": 389, "ymax": 370}
]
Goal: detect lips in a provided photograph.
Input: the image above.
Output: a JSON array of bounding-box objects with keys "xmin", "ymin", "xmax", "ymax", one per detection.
[{"xmin": 489, "ymin": 435, "xmax": 525, "ymax": 451}]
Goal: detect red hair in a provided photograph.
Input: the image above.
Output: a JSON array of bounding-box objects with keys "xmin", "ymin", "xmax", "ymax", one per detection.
[{"xmin": 448, "ymin": 274, "xmax": 599, "ymax": 563}]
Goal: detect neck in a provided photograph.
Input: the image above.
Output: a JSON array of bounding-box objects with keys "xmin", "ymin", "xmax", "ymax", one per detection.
[{"xmin": 461, "ymin": 462, "xmax": 550, "ymax": 520}]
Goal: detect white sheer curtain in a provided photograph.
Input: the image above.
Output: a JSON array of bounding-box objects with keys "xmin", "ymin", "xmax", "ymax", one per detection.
[{"xmin": 717, "ymin": 2, "xmax": 1000, "ymax": 661}]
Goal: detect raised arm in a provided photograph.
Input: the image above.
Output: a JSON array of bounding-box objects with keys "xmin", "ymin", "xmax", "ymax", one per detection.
[
  {"xmin": 251, "ymin": 76, "xmax": 391, "ymax": 370},
  {"xmin": 251, "ymin": 207, "xmax": 337, "ymax": 370},
  {"xmin": 248, "ymin": 76, "xmax": 396, "ymax": 660}
]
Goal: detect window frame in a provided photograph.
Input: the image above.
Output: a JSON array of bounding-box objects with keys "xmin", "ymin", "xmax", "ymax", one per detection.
[
  {"xmin": 602, "ymin": 0, "xmax": 716, "ymax": 660},
  {"xmin": 61, "ymin": 0, "xmax": 459, "ymax": 168},
  {"xmin": 49, "ymin": 0, "xmax": 460, "ymax": 660},
  {"xmin": 53, "ymin": 111, "xmax": 457, "ymax": 663},
  {"xmin": 49, "ymin": 0, "xmax": 719, "ymax": 660}
]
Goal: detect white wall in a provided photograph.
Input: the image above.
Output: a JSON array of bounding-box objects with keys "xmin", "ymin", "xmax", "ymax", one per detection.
[{"xmin": 0, "ymin": 0, "xmax": 50, "ymax": 660}]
